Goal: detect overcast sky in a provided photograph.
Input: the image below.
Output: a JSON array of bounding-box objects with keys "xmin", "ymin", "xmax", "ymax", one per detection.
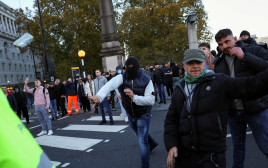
[{"xmin": 2, "ymin": 0, "xmax": 268, "ymax": 50}]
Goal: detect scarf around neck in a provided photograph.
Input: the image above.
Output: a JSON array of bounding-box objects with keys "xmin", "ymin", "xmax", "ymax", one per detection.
[{"xmin": 185, "ymin": 69, "xmax": 206, "ymax": 84}]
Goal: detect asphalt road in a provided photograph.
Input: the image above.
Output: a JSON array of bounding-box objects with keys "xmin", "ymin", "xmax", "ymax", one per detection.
[{"xmin": 24, "ymin": 98, "xmax": 268, "ymax": 168}]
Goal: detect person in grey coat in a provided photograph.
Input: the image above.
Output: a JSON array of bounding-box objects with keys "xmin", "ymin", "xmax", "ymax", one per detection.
[{"xmin": 94, "ymin": 69, "xmax": 113, "ymax": 125}]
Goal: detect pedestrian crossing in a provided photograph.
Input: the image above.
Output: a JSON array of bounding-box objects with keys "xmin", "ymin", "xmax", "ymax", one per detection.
[{"xmin": 34, "ymin": 115, "xmax": 129, "ymax": 167}]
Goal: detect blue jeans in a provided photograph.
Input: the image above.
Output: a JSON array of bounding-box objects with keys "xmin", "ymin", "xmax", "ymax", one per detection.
[
  {"xmin": 128, "ymin": 112, "xmax": 158, "ymax": 168},
  {"xmin": 98, "ymin": 98, "xmax": 113, "ymax": 121},
  {"xmin": 49, "ymin": 99, "xmax": 58, "ymax": 118},
  {"xmin": 157, "ymin": 84, "xmax": 166, "ymax": 101},
  {"xmin": 35, "ymin": 106, "xmax": 52, "ymax": 131},
  {"xmin": 228, "ymin": 109, "xmax": 268, "ymax": 168}
]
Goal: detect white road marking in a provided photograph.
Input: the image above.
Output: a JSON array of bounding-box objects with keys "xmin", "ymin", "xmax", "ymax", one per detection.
[
  {"xmin": 86, "ymin": 149, "xmax": 93, "ymax": 153},
  {"xmin": 51, "ymin": 161, "xmax": 61, "ymax": 166},
  {"xmin": 119, "ymin": 130, "xmax": 125, "ymax": 133},
  {"xmin": 87, "ymin": 116, "xmax": 124, "ymax": 121},
  {"xmin": 29, "ymin": 125, "xmax": 41, "ymax": 130},
  {"xmin": 227, "ymin": 131, "xmax": 252, "ymax": 138},
  {"xmin": 61, "ymin": 125, "xmax": 128, "ymax": 132},
  {"xmin": 61, "ymin": 163, "xmax": 70, "ymax": 167},
  {"xmin": 35, "ymin": 135, "xmax": 102, "ymax": 151},
  {"xmin": 56, "ymin": 128, "xmax": 61, "ymax": 130},
  {"xmin": 21, "ymin": 119, "xmax": 34, "ymax": 123},
  {"xmin": 57, "ymin": 116, "xmax": 69, "ymax": 120},
  {"xmin": 104, "ymin": 139, "xmax": 110, "ymax": 142}
]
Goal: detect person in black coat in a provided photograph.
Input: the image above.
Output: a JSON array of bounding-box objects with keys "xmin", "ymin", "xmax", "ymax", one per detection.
[
  {"xmin": 55, "ymin": 79, "xmax": 67, "ymax": 116},
  {"xmin": 77, "ymin": 80, "xmax": 90, "ymax": 112},
  {"xmin": 214, "ymin": 28, "xmax": 268, "ymax": 168},
  {"xmin": 239, "ymin": 30, "xmax": 257, "ymax": 45},
  {"xmin": 48, "ymin": 82, "xmax": 58, "ymax": 120},
  {"xmin": 14, "ymin": 86, "xmax": 29, "ymax": 124},
  {"xmin": 153, "ymin": 62, "xmax": 166, "ymax": 104},
  {"xmin": 1, "ymin": 85, "xmax": 17, "ymax": 113},
  {"xmin": 164, "ymin": 49, "xmax": 268, "ymax": 168}
]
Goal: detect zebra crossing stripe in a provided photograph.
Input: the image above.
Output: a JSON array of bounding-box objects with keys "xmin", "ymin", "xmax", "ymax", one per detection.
[
  {"xmin": 35, "ymin": 135, "xmax": 102, "ymax": 151},
  {"xmin": 61, "ymin": 125, "xmax": 128, "ymax": 132},
  {"xmin": 51, "ymin": 161, "xmax": 61, "ymax": 166},
  {"xmin": 87, "ymin": 116, "xmax": 124, "ymax": 121}
]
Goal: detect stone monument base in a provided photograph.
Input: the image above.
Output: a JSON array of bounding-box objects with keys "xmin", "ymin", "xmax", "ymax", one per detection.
[{"xmin": 102, "ymin": 55, "xmax": 123, "ymax": 73}]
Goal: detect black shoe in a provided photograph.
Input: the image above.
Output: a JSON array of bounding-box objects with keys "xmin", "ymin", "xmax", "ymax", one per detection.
[
  {"xmin": 159, "ymin": 101, "xmax": 163, "ymax": 104},
  {"xmin": 164, "ymin": 100, "xmax": 166, "ymax": 104},
  {"xmin": 27, "ymin": 121, "xmax": 30, "ymax": 124},
  {"xmin": 110, "ymin": 120, "xmax": 114, "ymax": 125},
  {"xmin": 150, "ymin": 143, "xmax": 158, "ymax": 152},
  {"xmin": 55, "ymin": 116, "xmax": 58, "ymax": 120},
  {"xmin": 52, "ymin": 117, "xmax": 55, "ymax": 120},
  {"xmin": 98, "ymin": 120, "xmax": 107, "ymax": 125}
]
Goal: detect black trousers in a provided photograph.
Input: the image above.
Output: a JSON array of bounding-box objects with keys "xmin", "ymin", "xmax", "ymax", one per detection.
[
  {"xmin": 17, "ymin": 104, "xmax": 29, "ymax": 123},
  {"xmin": 57, "ymin": 97, "xmax": 61, "ymax": 111},
  {"xmin": 109, "ymin": 91, "xmax": 115, "ymax": 108},
  {"xmin": 60, "ymin": 97, "xmax": 67, "ymax": 115},
  {"xmin": 175, "ymin": 151, "xmax": 226, "ymax": 168},
  {"xmin": 80, "ymin": 96, "xmax": 91, "ymax": 112},
  {"xmin": 166, "ymin": 81, "xmax": 173, "ymax": 96}
]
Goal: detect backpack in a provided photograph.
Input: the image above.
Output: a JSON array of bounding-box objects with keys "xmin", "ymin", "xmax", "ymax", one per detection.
[{"xmin": 33, "ymin": 88, "xmax": 46, "ymax": 99}]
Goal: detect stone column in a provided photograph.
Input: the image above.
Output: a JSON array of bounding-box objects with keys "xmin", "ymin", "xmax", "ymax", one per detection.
[
  {"xmin": 12, "ymin": 20, "xmax": 16, "ymax": 35},
  {"xmin": 1, "ymin": 15, "xmax": 6, "ymax": 31},
  {"xmin": 8, "ymin": 18, "xmax": 13, "ymax": 34},
  {"xmin": 186, "ymin": 13, "xmax": 198, "ymax": 49},
  {"xmin": 99, "ymin": 0, "xmax": 123, "ymax": 73},
  {"xmin": 5, "ymin": 16, "xmax": 9, "ymax": 32}
]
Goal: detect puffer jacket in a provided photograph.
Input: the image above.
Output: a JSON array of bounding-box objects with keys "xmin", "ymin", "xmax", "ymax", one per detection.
[
  {"xmin": 164, "ymin": 70, "xmax": 268, "ymax": 153},
  {"xmin": 214, "ymin": 41, "xmax": 268, "ymax": 113}
]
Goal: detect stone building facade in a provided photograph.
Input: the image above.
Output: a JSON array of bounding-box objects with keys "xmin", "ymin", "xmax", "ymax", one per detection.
[{"xmin": 0, "ymin": 1, "xmax": 43, "ymax": 86}]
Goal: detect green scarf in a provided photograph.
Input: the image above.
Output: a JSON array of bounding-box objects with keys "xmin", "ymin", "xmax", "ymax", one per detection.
[{"xmin": 185, "ymin": 70, "xmax": 206, "ymax": 84}]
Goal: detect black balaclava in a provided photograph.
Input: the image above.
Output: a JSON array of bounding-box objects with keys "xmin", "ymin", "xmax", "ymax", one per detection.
[{"xmin": 125, "ymin": 57, "xmax": 140, "ymax": 79}]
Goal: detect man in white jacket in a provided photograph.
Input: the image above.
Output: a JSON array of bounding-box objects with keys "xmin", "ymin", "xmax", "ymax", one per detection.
[{"xmin": 91, "ymin": 57, "xmax": 158, "ymax": 168}]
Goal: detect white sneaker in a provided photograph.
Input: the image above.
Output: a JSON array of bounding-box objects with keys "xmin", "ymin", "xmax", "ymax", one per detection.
[
  {"xmin": 37, "ymin": 130, "xmax": 47, "ymax": 136},
  {"xmin": 125, "ymin": 117, "xmax": 129, "ymax": 123},
  {"xmin": 47, "ymin": 130, "xmax": 53, "ymax": 136}
]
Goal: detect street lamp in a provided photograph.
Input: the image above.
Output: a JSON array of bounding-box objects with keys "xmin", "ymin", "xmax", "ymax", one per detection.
[{"xmin": 78, "ymin": 50, "xmax": 86, "ymax": 78}]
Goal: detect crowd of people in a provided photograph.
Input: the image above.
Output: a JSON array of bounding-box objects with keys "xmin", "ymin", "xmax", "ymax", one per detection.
[{"xmin": 1, "ymin": 28, "xmax": 268, "ymax": 168}]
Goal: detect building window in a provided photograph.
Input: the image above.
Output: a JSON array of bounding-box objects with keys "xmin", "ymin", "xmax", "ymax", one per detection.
[
  {"xmin": 24, "ymin": 65, "xmax": 26, "ymax": 71},
  {"xmin": 2, "ymin": 63, "xmax": 4, "ymax": 71},
  {"xmin": 11, "ymin": 75, "xmax": 13, "ymax": 82},
  {"xmin": 0, "ymin": 50, "xmax": 2, "ymax": 58},
  {"xmin": 9, "ymin": 63, "xmax": 11, "ymax": 71},
  {"xmin": 18, "ymin": 54, "xmax": 20, "ymax": 60},
  {"xmin": 15, "ymin": 64, "xmax": 17, "ymax": 71},
  {"xmin": 12, "ymin": 53, "xmax": 15, "ymax": 59},
  {"xmin": 4, "ymin": 75, "xmax": 7, "ymax": 82},
  {"xmin": 20, "ymin": 64, "xmax": 22, "ymax": 70},
  {"xmin": 17, "ymin": 75, "xmax": 19, "ymax": 82}
]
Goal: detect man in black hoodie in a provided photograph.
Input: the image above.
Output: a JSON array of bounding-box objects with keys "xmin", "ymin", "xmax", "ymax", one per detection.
[
  {"xmin": 48, "ymin": 82, "xmax": 58, "ymax": 120},
  {"xmin": 14, "ymin": 86, "xmax": 29, "ymax": 124},
  {"xmin": 239, "ymin": 30, "xmax": 257, "ymax": 45}
]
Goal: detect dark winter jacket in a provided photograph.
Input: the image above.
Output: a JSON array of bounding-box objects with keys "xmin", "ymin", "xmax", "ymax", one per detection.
[
  {"xmin": 55, "ymin": 83, "xmax": 66, "ymax": 98},
  {"xmin": 119, "ymin": 69, "xmax": 152, "ymax": 118},
  {"xmin": 240, "ymin": 38, "xmax": 257, "ymax": 45},
  {"xmin": 164, "ymin": 70, "xmax": 268, "ymax": 154},
  {"xmin": 47, "ymin": 86, "xmax": 57, "ymax": 100},
  {"xmin": 214, "ymin": 41, "xmax": 268, "ymax": 113},
  {"xmin": 13, "ymin": 86, "xmax": 27, "ymax": 106},
  {"xmin": 65, "ymin": 81, "xmax": 78, "ymax": 96},
  {"xmin": 78, "ymin": 84, "xmax": 85, "ymax": 98},
  {"xmin": 153, "ymin": 67, "xmax": 165, "ymax": 85},
  {"xmin": 6, "ymin": 93, "xmax": 17, "ymax": 111}
]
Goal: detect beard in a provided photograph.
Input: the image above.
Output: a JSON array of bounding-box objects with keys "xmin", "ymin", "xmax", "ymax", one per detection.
[{"xmin": 126, "ymin": 67, "xmax": 140, "ymax": 79}]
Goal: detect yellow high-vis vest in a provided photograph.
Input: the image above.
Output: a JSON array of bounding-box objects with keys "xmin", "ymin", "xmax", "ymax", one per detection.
[{"xmin": 0, "ymin": 90, "xmax": 55, "ymax": 168}]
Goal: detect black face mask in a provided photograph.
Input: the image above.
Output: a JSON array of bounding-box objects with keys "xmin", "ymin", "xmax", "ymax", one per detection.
[
  {"xmin": 125, "ymin": 57, "xmax": 140, "ymax": 79},
  {"xmin": 126, "ymin": 66, "xmax": 140, "ymax": 79}
]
